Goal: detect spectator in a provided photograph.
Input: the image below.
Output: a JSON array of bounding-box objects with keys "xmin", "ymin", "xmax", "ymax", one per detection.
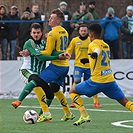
[
  {"xmin": 88, "ymin": 1, "xmax": 99, "ymax": 20},
  {"xmin": 31, "ymin": 3, "xmax": 43, "ymax": 28},
  {"xmin": 121, "ymin": 5, "xmax": 133, "ymax": 59},
  {"xmin": 100, "ymin": 7, "xmax": 122, "ymax": 59},
  {"xmin": 70, "ymin": 2, "xmax": 94, "ymax": 40},
  {"xmin": 0, "ymin": 5, "xmax": 9, "ymax": 60},
  {"xmin": 7, "ymin": 5, "xmax": 20, "ymax": 60},
  {"xmin": 58, "ymin": 1, "xmax": 73, "ymax": 38},
  {"xmin": 18, "ymin": 7, "xmax": 34, "ymax": 50}
]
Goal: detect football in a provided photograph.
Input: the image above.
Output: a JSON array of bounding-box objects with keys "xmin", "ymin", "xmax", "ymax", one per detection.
[{"xmin": 23, "ymin": 110, "xmax": 38, "ymax": 124}]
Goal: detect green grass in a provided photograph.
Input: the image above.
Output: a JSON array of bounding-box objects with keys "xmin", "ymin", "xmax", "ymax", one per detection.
[{"xmin": 0, "ymin": 97, "xmax": 133, "ymax": 133}]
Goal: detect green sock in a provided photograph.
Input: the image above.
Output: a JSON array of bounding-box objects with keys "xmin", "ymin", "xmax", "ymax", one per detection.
[
  {"xmin": 46, "ymin": 98, "xmax": 53, "ymax": 107},
  {"xmin": 18, "ymin": 80, "xmax": 36, "ymax": 101},
  {"xmin": 38, "ymin": 109, "xmax": 43, "ymax": 115}
]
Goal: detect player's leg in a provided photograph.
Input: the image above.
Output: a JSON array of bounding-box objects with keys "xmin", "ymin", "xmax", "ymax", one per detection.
[
  {"xmin": 50, "ymin": 82, "xmax": 75, "ymax": 121},
  {"xmin": 12, "ymin": 70, "xmax": 38, "ymax": 108},
  {"xmin": 93, "ymin": 94, "xmax": 101, "ymax": 108},
  {"xmin": 70, "ymin": 66, "xmax": 82, "ymax": 107},
  {"xmin": 103, "ymin": 81, "xmax": 133, "ymax": 112},
  {"xmin": 33, "ymin": 87, "xmax": 52, "ymax": 122},
  {"xmin": 69, "ymin": 79, "xmax": 101, "ymax": 125},
  {"xmin": 28, "ymin": 74, "xmax": 55, "ymax": 122},
  {"xmin": 69, "ymin": 81, "xmax": 91, "ymax": 126},
  {"xmin": 84, "ymin": 68, "xmax": 101, "ymax": 108}
]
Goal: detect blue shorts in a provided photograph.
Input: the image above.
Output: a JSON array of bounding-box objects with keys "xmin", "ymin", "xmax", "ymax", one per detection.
[
  {"xmin": 39, "ymin": 63, "xmax": 69, "ymax": 86},
  {"xmin": 75, "ymin": 79, "xmax": 125, "ymax": 101},
  {"xmin": 73, "ymin": 66, "xmax": 91, "ymax": 80}
]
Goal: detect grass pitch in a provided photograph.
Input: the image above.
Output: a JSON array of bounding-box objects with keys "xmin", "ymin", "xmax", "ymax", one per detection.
[{"xmin": 0, "ymin": 97, "xmax": 133, "ymax": 133}]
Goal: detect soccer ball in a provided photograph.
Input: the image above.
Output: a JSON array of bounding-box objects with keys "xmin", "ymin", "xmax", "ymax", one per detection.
[{"xmin": 23, "ymin": 110, "xmax": 38, "ymax": 124}]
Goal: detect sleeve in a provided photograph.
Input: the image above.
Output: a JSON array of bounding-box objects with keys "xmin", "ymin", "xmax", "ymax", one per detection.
[
  {"xmin": 100, "ymin": 17, "xmax": 108, "ymax": 28},
  {"xmin": 24, "ymin": 41, "xmax": 42, "ymax": 56},
  {"xmin": 66, "ymin": 39, "xmax": 75, "ymax": 55},
  {"xmin": 113, "ymin": 17, "xmax": 122, "ymax": 28},
  {"xmin": 88, "ymin": 42, "xmax": 100, "ymax": 54},
  {"xmin": 120, "ymin": 17, "xmax": 130, "ymax": 35},
  {"xmin": 51, "ymin": 50, "xmax": 62, "ymax": 56},
  {"xmin": 41, "ymin": 31, "xmax": 56, "ymax": 55},
  {"xmin": 36, "ymin": 54, "xmax": 59, "ymax": 62}
]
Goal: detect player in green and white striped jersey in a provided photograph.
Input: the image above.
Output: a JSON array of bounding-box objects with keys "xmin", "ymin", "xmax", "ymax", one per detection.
[{"xmin": 12, "ymin": 23, "xmax": 66, "ymax": 121}]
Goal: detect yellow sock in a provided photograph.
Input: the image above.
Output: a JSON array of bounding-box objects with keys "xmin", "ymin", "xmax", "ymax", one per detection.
[
  {"xmin": 33, "ymin": 87, "xmax": 49, "ymax": 113},
  {"xmin": 93, "ymin": 94, "xmax": 98, "ymax": 104},
  {"xmin": 70, "ymin": 93, "xmax": 88, "ymax": 116},
  {"xmin": 125, "ymin": 101, "xmax": 133, "ymax": 112},
  {"xmin": 54, "ymin": 90, "xmax": 70, "ymax": 114},
  {"xmin": 72, "ymin": 82, "xmax": 76, "ymax": 88}
]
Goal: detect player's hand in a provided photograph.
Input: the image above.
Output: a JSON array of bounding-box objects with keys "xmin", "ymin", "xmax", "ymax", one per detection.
[
  {"xmin": 19, "ymin": 49, "xmax": 30, "ymax": 57},
  {"xmin": 63, "ymin": 52, "xmax": 71, "ymax": 60},
  {"xmin": 80, "ymin": 58, "xmax": 89, "ymax": 64},
  {"xmin": 88, "ymin": 52, "xmax": 98, "ymax": 59},
  {"xmin": 58, "ymin": 53, "xmax": 67, "ymax": 60}
]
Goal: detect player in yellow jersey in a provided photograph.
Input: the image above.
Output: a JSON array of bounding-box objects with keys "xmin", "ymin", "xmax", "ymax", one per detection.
[
  {"xmin": 66, "ymin": 24, "xmax": 101, "ymax": 108},
  {"xmin": 69, "ymin": 23, "xmax": 133, "ymax": 126},
  {"xmin": 28, "ymin": 9, "xmax": 75, "ymax": 122}
]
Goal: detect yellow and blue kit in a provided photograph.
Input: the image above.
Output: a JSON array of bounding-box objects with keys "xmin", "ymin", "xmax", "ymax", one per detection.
[
  {"xmin": 75, "ymin": 39, "xmax": 125, "ymax": 100},
  {"xmin": 66, "ymin": 36, "xmax": 91, "ymax": 81},
  {"xmin": 39, "ymin": 26, "xmax": 69, "ymax": 86}
]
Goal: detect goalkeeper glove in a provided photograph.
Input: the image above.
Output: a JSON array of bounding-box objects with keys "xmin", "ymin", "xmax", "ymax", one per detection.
[
  {"xmin": 88, "ymin": 52, "xmax": 98, "ymax": 59},
  {"xmin": 80, "ymin": 58, "xmax": 89, "ymax": 64}
]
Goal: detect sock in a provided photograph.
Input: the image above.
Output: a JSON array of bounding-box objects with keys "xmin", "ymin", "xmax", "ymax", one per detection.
[
  {"xmin": 72, "ymin": 82, "xmax": 76, "ymax": 88},
  {"xmin": 125, "ymin": 101, "xmax": 133, "ymax": 112},
  {"xmin": 33, "ymin": 87, "xmax": 50, "ymax": 113},
  {"xmin": 93, "ymin": 94, "xmax": 98, "ymax": 104},
  {"xmin": 18, "ymin": 80, "xmax": 36, "ymax": 101},
  {"xmin": 70, "ymin": 93, "xmax": 88, "ymax": 117},
  {"xmin": 38, "ymin": 109, "xmax": 43, "ymax": 116},
  {"xmin": 38, "ymin": 98, "xmax": 53, "ymax": 115},
  {"xmin": 54, "ymin": 90, "xmax": 70, "ymax": 114},
  {"xmin": 46, "ymin": 98, "xmax": 53, "ymax": 107}
]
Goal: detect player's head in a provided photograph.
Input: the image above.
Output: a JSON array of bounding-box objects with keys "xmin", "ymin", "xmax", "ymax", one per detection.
[
  {"xmin": 88, "ymin": 23, "xmax": 102, "ymax": 41},
  {"xmin": 48, "ymin": 9, "xmax": 64, "ymax": 27},
  {"xmin": 30, "ymin": 23, "xmax": 43, "ymax": 41},
  {"xmin": 78, "ymin": 24, "xmax": 89, "ymax": 38}
]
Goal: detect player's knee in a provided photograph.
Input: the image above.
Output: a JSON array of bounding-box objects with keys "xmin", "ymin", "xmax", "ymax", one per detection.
[
  {"xmin": 74, "ymin": 78, "xmax": 81, "ymax": 84},
  {"xmin": 50, "ymin": 83, "xmax": 60, "ymax": 93},
  {"xmin": 28, "ymin": 74, "xmax": 39, "ymax": 83},
  {"xmin": 29, "ymin": 74, "xmax": 54, "ymax": 99}
]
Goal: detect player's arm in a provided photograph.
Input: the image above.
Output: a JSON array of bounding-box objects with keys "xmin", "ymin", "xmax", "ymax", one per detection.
[
  {"xmin": 88, "ymin": 48, "xmax": 100, "ymax": 59},
  {"xmin": 66, "ymin": 39, "xmax": 75, "ymax": 55},
  {"xmin": 41, "ymin": 32, "xmax": 55, "ymax": 55},
  {"xmin": 36, "ymin": 50, "xmax": 65, "ymax": 61}
]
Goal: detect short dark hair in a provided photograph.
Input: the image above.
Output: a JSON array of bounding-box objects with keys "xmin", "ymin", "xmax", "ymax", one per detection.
[
  {"xmin": 88, "ymin": 23, "xmax": 102, "ymax": 36},
  {"xmin": 78, "ymin": 24, "xmax": 88, "ymax": 30},
  {"xmin": 51, "ymin": 9, "xmax": 64, "ymax": 20},
  {"xmin": 30, "ymin": 23, "xmax": 43, "ymax": 32}
]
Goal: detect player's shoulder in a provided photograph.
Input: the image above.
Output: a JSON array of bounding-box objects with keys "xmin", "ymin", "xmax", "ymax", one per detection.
[{"xmin": 23, "ymin": 39, "xmax": 32, "ymax": 49}]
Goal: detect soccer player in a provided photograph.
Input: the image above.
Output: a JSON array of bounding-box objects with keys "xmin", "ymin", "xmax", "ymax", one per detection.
[
  {"xmin": 12, "ymin": 23, "xmax": 66, "ymax": 121},
  {"xmin": 27, "ymin": 9, "xmax": 75, "ymax": 122},
  {"xmin": 69, "ymin": 23, "xmax": 133, "ymax": 126},
  {"xmin": 66, "ymin": 24, "xmax": 101, "ymax": 108}
]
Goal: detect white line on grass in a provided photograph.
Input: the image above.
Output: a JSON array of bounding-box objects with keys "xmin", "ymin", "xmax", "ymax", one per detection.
[
  {"xmin": 15, "ymin": 105, "xmax": 132, "ymax": 129},
  {"xmin": 112, "ymin": 120, "xmax": 133, "ymax": 128},
  {"xmin": 17, "ymin": 105, "xmax": 130, "ymax": 113}
]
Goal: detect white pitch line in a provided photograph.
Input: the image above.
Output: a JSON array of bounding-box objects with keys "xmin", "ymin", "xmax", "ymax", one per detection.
[
  {"xmin": 112, "ymin": 120, "xmax": 133, "ymax": 128},
  {"xmin": 17, "ymin": 105, "xmax": 130, "ymax": 113}
]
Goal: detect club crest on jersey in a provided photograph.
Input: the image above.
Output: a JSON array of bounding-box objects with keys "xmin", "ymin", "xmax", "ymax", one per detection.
[{"xmin": 76, "ymin": 42, "xmax": 82, "ymax": 45}]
